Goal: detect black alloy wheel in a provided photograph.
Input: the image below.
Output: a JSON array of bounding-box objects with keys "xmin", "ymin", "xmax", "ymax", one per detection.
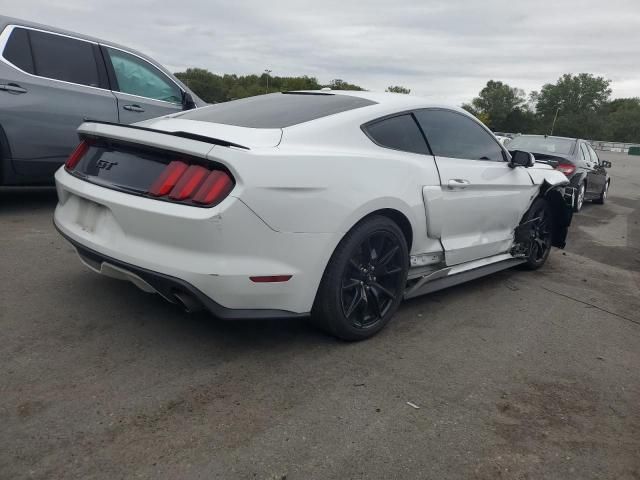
[
  {"xmin": 340, "ymin": 231, "xmax": 404, "ymax": 329},
  {"xmin": 312, "ymin": 216, "xmax": 409, "ymax": 340},
  {"xmin": 521, "ymin": 198, "xmax": 553, "ymax": 270}
]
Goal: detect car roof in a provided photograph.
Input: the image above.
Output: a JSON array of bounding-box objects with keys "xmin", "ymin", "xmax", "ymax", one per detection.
[
  {"xmin": 289, "ymin": 89, "xmax": 462, "ymax": 111},
  {"xmin": 515, "ymin": 134, "xmax": 580, "ymax": 142}
]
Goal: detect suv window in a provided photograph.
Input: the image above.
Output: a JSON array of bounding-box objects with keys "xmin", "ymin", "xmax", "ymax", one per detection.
[
  {"xmin": 28, "ymin": 30, "xmax": 101, "ymax": 87},
  {"xmin": 3, "ymin": 28, "xmax": 34, "ymax": 74},
  {"xmin": 364, "ymin": 114, "xmax": 429, "ymax": 154},
  {"xmin": 106, "ymin": 47, "xmax": 182, "ymax": 103},
  {"xmin": 415, "ymin": 109, "xmax": 504, "ymax": 161}
]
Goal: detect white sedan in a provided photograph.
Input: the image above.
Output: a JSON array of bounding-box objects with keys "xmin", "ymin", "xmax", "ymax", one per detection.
[{"xmin": 54, "ymin": 91, "xmax": 572, "ymax": 340}]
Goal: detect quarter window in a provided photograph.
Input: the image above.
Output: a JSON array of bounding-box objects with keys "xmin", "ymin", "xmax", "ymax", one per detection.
[
  {"xmin": 364, "ymin": 114, "xmax": 429, "ymax": 155},
  {"xmin": 586, "ymin": 144, "xmax": 599, "ymax": 164},
  {"xmin": 106, "ymin": 48, "xmax": 181, "ymax": 103},
  {"xmin": 3, "ymin": 28, "xmax": 34, "ymax": 74},
  {"xmin": 579, "ymin": 143, "xmax": 590, "ymax": 163},
  {"xmin": 414, "ymin": 109, "xmax": 504, "ymax": 161},
  {"xmin": 28, "ymin": 30, "xmax": 101, "ymax": 87}
]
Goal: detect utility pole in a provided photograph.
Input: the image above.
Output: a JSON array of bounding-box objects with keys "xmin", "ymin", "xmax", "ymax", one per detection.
[
  {"xmin": 264, "ymin": 69, "xmax": 272, "ymax": 94},
  {"xmin": 549, "ymin": 106, "xmax": 560, "ymax": 136}
]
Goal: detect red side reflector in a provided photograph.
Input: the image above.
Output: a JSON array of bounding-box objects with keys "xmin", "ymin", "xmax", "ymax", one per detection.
[
  {"xmin": 250, "ymin": 275, "xmax": 292, "ymax": 283},
  {"xmin": 65, "ymin": 140, "xmax": 91, "ymax": 170},
  {"xmin": 192, "ymin": 170, "xmax": 234, "ymax": 205},
  {"xmin": 148, "ymin": 161, "xmax": 189, "ymax": 196},
  {"xmin": 555, "ymin": 163, "xmax": 576, "ymax": 176},
  {"xmin": 168, "ymin": 165, "xmax": 209, "ymax": 200}
]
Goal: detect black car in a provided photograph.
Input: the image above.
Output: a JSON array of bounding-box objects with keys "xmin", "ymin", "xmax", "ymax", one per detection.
[{"xmin": 507, "ymin": 135, "xmax": 611, "ymax": 212}]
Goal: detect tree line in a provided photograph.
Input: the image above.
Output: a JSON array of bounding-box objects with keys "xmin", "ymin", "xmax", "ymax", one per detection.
[
  {"xmin": 175, "ymin": 69, "xmax": 639, "ymax": 143},
  {"xmin": 462, "ymin": 74, "xmax": 640, "ymax": 142}
]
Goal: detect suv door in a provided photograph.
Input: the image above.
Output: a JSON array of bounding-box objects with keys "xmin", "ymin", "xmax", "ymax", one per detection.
[
  {"xmin": 101, "ymin": 46, "xmax": 184, "ymax": 124},
  {"xmin": 415, "ymin": 109, "xmax": 537, "ymax": 266},
  {"xmin": 0, "ymin": 26, "xmax": 118, "ymax": 182}
]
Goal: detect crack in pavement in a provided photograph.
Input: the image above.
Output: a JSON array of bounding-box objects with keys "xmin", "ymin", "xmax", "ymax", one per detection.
[{"xmin": 540, "ymin": 286, "xmax": 640, "ymax": 327}]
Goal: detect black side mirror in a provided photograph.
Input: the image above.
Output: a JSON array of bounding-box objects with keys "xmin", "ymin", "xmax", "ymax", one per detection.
[
  {"xmin": 601, "ymin": 160, "xmax": 612, "ymax": 168},
  {"xmin": 182, "ymin": 92, "xmax": 196, "ymax": 110},
  {"xmin": 509, "ymin": 150, "xmax": 535, "ymax": 168}
]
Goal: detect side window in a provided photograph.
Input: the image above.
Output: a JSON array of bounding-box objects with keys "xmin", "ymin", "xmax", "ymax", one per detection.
[
  {"xmin": 106, "ymin": 47, "xmax": 182, "ymax": 103},
  {"xmin": 364, "ymin": 114, "xmax": 429, "ymax": 154},
  {"xmin": 414, "ymin": 109, "xmax": 504, "ymax": 161},
  {"xmin": 28, "ymin": 30, "xmax": 101, "ymax": 87},
  {"xmin": 3, "ymin": 27, "xmax": 34, "ymax": 74},
  {"xmin": 586, "ymin": 144, "xmax": 599, "ymax": 164},
  {"xmin": 579, "ymin": 143, "xmax": 590, "ymax": 163}
]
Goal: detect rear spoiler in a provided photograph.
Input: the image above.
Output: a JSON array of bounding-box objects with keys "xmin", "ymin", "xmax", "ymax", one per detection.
[{"xmin": 81, "ymin": 119, "xmax": 249, "ymax": 150}]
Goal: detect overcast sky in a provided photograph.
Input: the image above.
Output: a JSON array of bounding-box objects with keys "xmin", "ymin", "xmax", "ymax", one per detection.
[{"xmin": 3, "ymin": 0, "xmax": 639, "ymax": 105}]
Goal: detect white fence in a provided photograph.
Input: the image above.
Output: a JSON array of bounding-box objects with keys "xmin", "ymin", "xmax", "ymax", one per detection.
[{"xmin": 589, "ymin": 141, "xmax": 639, "ymax": 154}]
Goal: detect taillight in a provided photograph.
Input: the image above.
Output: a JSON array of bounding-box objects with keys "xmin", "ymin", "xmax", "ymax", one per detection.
[
  {"xmin": 65, "ymin": 140, "xmax": 91, "ymax": 170},
  {"xmin": 168, "ymin": 165, "xmax": 209, "ymax": 200},
  {"xmin": 555, "ymin": 163, "xmax": 576, "ymax": 176},
  {"xmin": 193, "ymin": 170, "xmax": 234, "ymax": 205},
  {"xmin": 147, "ymin": 160, "xmax": 234, "ymax": 207}
]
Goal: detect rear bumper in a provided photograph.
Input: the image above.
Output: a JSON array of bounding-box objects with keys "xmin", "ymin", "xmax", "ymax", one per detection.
[
  {"xmin": 54, "ymin": 167, "xmax": 339, "ymax": 315},
  {"xmin": 57, "ymin": 227, "xmax": 307, "ymax": 320}
]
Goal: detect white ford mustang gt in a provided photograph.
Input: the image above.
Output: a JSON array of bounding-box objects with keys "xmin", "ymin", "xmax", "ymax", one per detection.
[{"xmin": 54, "ymin": 90, "xmax": 573, "ymax": 340}]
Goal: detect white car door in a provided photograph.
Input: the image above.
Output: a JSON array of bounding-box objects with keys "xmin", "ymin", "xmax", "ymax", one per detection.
[{"xmin": 415, "ymin": 109, "xmax": 537, "ymax": 266}]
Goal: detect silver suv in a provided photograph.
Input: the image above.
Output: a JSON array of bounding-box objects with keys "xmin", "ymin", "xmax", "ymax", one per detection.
[{"xmin": 0, "ymin": 16, "xmax": 205, "ymax": 185}]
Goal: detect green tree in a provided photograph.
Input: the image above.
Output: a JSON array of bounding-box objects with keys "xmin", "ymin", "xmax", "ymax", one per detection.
[
  {"xmin": 386, "ymin": 86, "xmax": 411, "ymax": 94},
  {"xmin": 175, "ymin": 69, "xmax": 364, "ymax": 102},
  {"xmin": 469, "ymin": 80, "xmax": 526, "ymax": 131},
  {"xmin": 603, "ymin": 98, "xmax": 640, "ymax": 142},
  {"xmin": 326, "ymin": 79, "xmax": 365, "ymax": 91},
  {"xmin": 535, "ymin": 73, "xmax": 612, "ymax": 117}
]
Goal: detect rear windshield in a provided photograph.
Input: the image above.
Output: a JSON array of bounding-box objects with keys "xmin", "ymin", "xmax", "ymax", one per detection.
[
  {"xmin": 176, "ymin": 92, "xmax": 377, "ymax": 128},
  {"xmin": 507, "ymin": 136, "xmax": 576, "ymax": 155}
]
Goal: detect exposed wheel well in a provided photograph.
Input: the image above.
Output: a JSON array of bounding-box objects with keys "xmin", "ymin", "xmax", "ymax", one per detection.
[
  {"xmin": 358, "ymin": 208, "xmax": 413, "ymax": 250},
  {"xmin": 538, "ymin": 184, "xmax": 573, "ymax": 249}
]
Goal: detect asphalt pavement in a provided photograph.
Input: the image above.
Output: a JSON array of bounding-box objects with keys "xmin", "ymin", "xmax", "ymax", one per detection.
[{"xmin": 1, "ymin": 151, "xmax": 638, "ymax": 479}]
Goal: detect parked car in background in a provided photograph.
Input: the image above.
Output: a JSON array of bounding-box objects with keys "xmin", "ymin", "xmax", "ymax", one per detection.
[
  {"xmin": 0, "ymin": 15, "xmax": 205, "ymax": 186},
  {"xmin": 495, "ymin": 135, "xmax": 511, "ymax": 146},
  {"xmin": 54, "ymin": 91, "xmax": 573, "ymax": 340},
  {"xmin": 506, "ymin": 135, "xmax": 611, "ymax": 212}
]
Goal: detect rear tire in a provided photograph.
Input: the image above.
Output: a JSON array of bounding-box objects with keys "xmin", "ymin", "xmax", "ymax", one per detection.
[
  {"xmin": 520, "ymin": 198, "xmax": 553, "ymax": 270},
  {"xmin": 593, "ymin": 180, "xmax": 609, "ymax": 204},
  {"xmin": 312, "ymin": 215, "xmax": 409, "ymax": 341}
]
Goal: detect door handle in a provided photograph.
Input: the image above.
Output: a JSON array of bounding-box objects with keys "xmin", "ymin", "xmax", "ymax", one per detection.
[
  {"xmin": 447, "ymin": 179, "xmax": 471, "ymax": 190},
  {"xmin": 123, "ymin": 104, "xmax": 145, "ymax": 113},
  {"xmin": 0, "ymin": 83, "xmax": 27, "ymax": 94}
]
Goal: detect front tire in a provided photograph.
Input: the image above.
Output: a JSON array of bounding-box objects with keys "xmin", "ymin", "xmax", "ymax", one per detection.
[
  {"xmin": 593, "ymin": 180, "xmax": 609, "ymax": 204},
  {"xmin": 521, "ymin": 198, "xmax": 553, "ymax": 270},
  {"xmin": 573, "ymin": 182, "xmax": 586, "ymax": 212},
  {"xmin": 312, "ymin": 215, "xmax": 409, "ymax": 341}
]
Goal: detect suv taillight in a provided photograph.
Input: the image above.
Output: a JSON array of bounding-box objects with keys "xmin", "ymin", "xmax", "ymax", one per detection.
[
  {"xmin": 555, "ymin": 163, "xmax": 576, "ymax": 176},
  {"xmin": 148, "ymin": 160, "xmax": 234, "ymax": 207}
]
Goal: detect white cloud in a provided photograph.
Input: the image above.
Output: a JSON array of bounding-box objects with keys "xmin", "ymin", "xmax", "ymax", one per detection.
[{"xmin": 3, "ymin": 0, "xmax": 639, "ymax": 105}]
